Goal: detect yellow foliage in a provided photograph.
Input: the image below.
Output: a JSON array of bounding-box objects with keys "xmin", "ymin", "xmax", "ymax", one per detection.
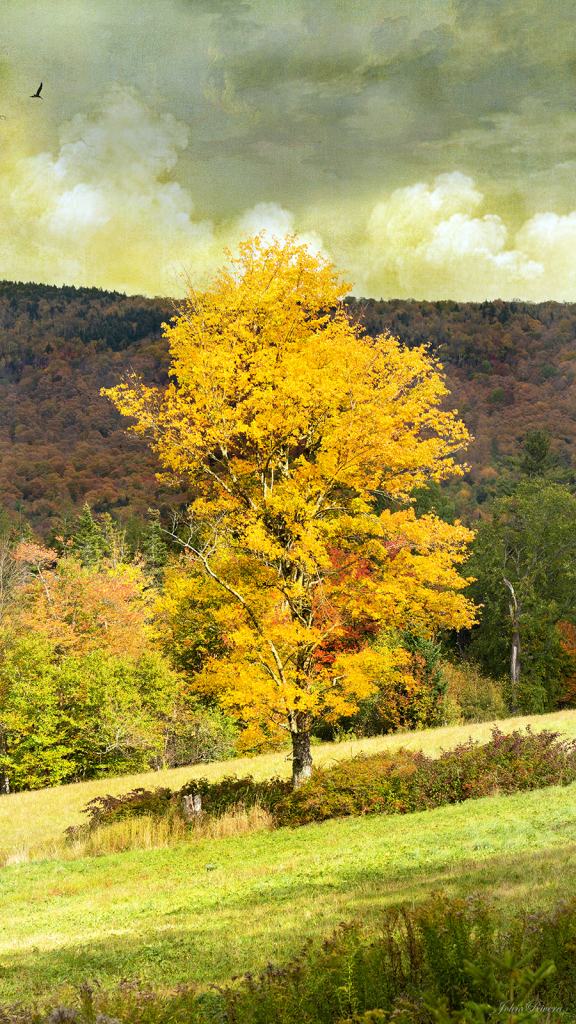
[{"xmin": 104, "ymin": 236, "xmax": 476, "ymax": 782}]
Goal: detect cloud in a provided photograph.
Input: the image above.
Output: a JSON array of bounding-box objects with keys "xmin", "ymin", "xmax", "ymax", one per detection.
[
  {"xmin": 0, "ymin": 85, "xmax": 215, "ymax": 295},
  {"xmin": 360, "ymin": 172, "xmax": 547, "ymax": 301},
  {"xmin": 0, "ymin": 86, "xmax": 331, "ymax": 295},
  {"xmin": 236, "ymin": 201, "xmax": 325, "ymax": 256}
]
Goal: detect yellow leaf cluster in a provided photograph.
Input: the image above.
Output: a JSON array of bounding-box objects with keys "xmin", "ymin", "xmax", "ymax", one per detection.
[{"xmin": 104, "ymin": 236, "xmax": 476, "ymax": 740}]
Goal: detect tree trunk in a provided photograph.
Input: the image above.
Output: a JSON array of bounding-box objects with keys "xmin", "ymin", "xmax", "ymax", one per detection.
[
  {"xmin": 0, "ymin": 724, "xmax": 9, "ymax": 795},
  {"xmin": 510, "ymin": 624, "xmax": 521, "ymax": 715},
  {"xmin": 291, "ymin": 713, "xmax": 312, "ymax": 789},
  {"xmin": 504, "ymin": 578, "xmax": 521, "ymax": 714}
]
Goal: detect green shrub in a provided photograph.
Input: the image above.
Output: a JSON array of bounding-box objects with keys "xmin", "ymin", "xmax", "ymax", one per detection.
[
  {"xmin": 442, "ymin": 662, "xmax": 508, "ymax": 723},
  {"xmin": 67, "ymin": 773, "xmax": 292, "ymax": 839},
  {"xmin": 8, "ymin": 893, "xmax": 576, "ymax": 1023},
  {"xmin": 0, "ymin": 636, "xmax": 240, "ymax": 792}
]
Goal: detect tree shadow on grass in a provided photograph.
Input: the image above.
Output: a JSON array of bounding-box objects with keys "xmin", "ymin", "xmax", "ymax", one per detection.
[{"xmin": 3, "ymin": 842, "xmax": 576, "ymax": 1004}]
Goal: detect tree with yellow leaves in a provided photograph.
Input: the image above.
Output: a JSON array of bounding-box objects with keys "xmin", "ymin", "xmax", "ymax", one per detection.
[{"xmin": 104, "ymin": 236, "xmax": 476, "ymax": 787}]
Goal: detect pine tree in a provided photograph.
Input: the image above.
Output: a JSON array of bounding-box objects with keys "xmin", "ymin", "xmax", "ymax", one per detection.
[
  {"xmin": 142, "ymin": 510, "xmax": 168, "ymax": 581},
  {"xmin": 72, "ymin": 504, "xmax": 105, "ymax": 565}
]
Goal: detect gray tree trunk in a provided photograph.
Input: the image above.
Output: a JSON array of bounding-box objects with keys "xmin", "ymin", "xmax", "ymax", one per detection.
[
  {"xmin": 291, "ymin": 713, "xmax": 312, "ymax": 789},
  {"xmin": 504, "ymin": 578, "xmax": 521, "ymax": 714},
  {"xmin": 0, "ymin": 724, "xmax": 8, "ymax": 795},
  {"xmin": 510, "ymin": 626, "xmax": 521, "ymax": 713}
]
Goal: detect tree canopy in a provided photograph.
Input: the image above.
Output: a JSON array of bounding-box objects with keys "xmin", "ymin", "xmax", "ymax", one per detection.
[{"xmin": 104, "ymin": 236, "xmax": 476, "ymax": 786}]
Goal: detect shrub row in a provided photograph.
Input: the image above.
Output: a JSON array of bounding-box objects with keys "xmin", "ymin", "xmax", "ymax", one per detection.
[
  {"xmin": 67, "ymin": 727, "xmax": 576, "ymax": 839},
  {"xmin": 274, "ymin": 726, "xmax": 576, "ymax": 826},
  {"xmin": 67, "ymin": 773, "xmax": 292, "ymax": 839},
  {"xmin": 6, "ymin": 892, "xmax": 576, "ymax": 1023}
]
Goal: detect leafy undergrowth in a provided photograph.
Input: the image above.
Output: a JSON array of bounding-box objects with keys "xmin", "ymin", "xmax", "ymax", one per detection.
[
  {"xmin": 68, "ymin": 727, "xmax": 576, "ymax": 840},
  {"xmin": 4, "ymin": 892, "xmax": 576, "ymax": 1023}
]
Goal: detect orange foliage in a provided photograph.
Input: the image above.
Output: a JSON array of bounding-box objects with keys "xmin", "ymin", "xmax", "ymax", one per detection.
[{"xmin": 13, "ymin": 544, "xmax": 152, "ymax": 657}]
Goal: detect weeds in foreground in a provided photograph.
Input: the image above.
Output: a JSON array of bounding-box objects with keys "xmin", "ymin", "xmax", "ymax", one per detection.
[{"xmin": 3, "ymin": 892, "xmax": 575, "ymax": 1023}]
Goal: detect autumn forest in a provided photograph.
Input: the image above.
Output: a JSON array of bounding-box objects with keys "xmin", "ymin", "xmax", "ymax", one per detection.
[
  {"xmin": 0, "ymin": 283, "xmax": 574, "ymax": 536},
  {"xmin": 1, "ymin": 239, "xmax": 576, "ymax": 797}
]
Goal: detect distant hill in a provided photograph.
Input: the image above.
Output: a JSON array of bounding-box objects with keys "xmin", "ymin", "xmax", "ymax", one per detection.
[
  {"xmin": 0, "ymin": 281, "xmax": 179, "ymax": 536},
  {"xmin": 0, "ymin": 282, "xmax": 574, "ymax": 535},
  {"xmin": 347, "ymin": 296, "xmax": 576, "ymax": 520}
]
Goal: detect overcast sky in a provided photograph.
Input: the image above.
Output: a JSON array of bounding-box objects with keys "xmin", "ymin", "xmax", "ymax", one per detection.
[{"xmin": 1, "ymin": 0, "xmax": 576, "ymax": 300}]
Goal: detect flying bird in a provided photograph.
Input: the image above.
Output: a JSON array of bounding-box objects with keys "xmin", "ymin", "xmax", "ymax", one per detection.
[{"xmin": 30, "ymin": 83, "xmax": 43, "ymax": 99}]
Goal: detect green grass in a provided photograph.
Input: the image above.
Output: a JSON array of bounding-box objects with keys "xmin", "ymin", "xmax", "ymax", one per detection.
[
  {"xmin": 2, "ymin": 780, "xmax": 576, "ymax": 1005},
  {"xmin": 3, "ymin": 709, "xmax": 576, "ymax": 1007}
]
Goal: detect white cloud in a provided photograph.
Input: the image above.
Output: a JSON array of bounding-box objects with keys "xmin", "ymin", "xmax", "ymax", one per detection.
[
  {"xmin": 0, "ymin": 90, "xmax": 330, "ymax": 296},
  {"xmin": 236, "ymin": 202, "xmax": 325, "ymax": 257},
  {"xmin": 0, "ymin": 85, "xmax": 215, "ymax": 294},
  {"xmin": 361, "ymin": 172, "xmax": 546, "ymax": 300},
  {"xmin": 515, "ymin": 211, "xmax": 576, "ymax": 300}
]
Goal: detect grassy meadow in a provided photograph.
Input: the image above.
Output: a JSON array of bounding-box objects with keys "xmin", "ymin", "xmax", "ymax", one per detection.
[
  {"xmin": 3, "ymin": 708, "xmax": 576, "ymax": 859},
  {"xmin": 2, "ymin": 710, "xmax": 576, "ymax": 1005}
]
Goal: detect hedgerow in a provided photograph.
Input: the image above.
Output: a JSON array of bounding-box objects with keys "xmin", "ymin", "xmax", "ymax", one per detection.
[
  {"xmin": 66, "ymin": 773, "xmax": 292, "ymax": 840},
  {"xmin": 66, "ymin": 727, "xmax": 576, "ymax": 840},
  {"xmin": 273, "ymin": 726, "xmax": 576, "ymax": 826}
]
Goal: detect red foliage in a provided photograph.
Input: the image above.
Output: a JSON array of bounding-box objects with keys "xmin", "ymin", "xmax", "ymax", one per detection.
[
  {"xmin": 313, "ymin": 549, "xmax": 379, "ymax": 669},
  {"xmin": 558, "ymin": 621, "xmax": 576, "ymax": 706}
]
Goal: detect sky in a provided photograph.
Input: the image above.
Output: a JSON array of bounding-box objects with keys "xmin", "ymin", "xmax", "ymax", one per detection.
[{"xmin": 1, "ymin": 0, "xmax": 576, "ymax": 300}]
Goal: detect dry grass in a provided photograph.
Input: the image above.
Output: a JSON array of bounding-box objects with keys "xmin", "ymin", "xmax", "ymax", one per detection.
[
  {"xmin": 0, "ymin": 803, "xmax": 273, "ymax": 866},
  {"xmin": 1, "ymin": 708, "xmax": 575, "ymax": 863}
]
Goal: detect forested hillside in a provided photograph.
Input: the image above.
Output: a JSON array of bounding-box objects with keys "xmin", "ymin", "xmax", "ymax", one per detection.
[
  {"xmin": 0, "ymin": 282, "xmax": 178, "ymax": 536},
  {"xmin": 348, "ymin": 296, "xmax": 576, "ymax": 520},
  {"xmin": 0, "ymin": 282, "xmax": 574, "ymax": 535},
  {"xmin": 1, "ymin": 242, "xmax": 575, "ymax": 793}
]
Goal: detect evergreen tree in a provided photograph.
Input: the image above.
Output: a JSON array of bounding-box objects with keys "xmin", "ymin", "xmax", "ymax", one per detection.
[
  {"xmin": 518, "ymin": 429, "xmax": 558, "ymax": 479},
  {"xmin": 71, "ymin": 504, "xmax": 105, "ymax": 565},
  {"xmin": 142, "ymin": 509, "xmax": 168, "ymax": 581},
  {"xmin": 99, "ymin": 513, "xmax": 128, "ymax": 567}
]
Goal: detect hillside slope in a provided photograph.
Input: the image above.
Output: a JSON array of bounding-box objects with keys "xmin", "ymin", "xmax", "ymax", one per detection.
[
  {"xmin": 0, "ymin": 282, "xmax": 177, "ymax": 534},
  {"xmin": 1, "ymin": 781, "xmax": 576, "ymax": 1003},
  {"xmin": 1, "ymin": 709, "xmax": 575, "ymax": 857},
  {"xmin": 0, "ymin": 283, "xmax": 575, "ymax": 533},
  {"xmin": 351, "ymin": 296, "xmax": 576, "ymax": 519}
]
